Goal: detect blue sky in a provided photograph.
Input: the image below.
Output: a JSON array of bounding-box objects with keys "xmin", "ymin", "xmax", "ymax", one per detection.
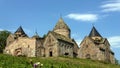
[{"xmin": 0, "ymin": 0, "xmax": 120, "ymax": 60}]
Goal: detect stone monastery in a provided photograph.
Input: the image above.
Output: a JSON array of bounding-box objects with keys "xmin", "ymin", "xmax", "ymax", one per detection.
[{"xmin": 4, "ymin": 17, "xmax": 115, "ymax": 64}]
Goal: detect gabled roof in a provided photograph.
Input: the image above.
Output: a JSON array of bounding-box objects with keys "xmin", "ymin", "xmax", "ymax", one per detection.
[
  {"xmin": 89, "ymin": 26, "xmax": 102, "ymax": 37},
  {"xmin": 49, "ymin": 31, "xmax": 73, "ymax": 44},
  {"xmin": 15, "ymin": 26, "xmax": 26, "ymax": 34},
  {"xmin": 53, "ymin": 17, "xmax": 70, "ymax": 31}
]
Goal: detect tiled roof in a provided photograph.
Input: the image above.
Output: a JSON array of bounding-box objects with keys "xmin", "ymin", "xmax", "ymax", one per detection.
[{"xmin": 50, "ymin": 31, "xmax": 73, "ymax": 44}]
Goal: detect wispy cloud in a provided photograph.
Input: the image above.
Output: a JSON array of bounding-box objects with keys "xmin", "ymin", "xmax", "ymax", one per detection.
[
  {"xmin": 108, "ymin": 36, "xmax": 120, "ymax": 48},
  {"xmin": 101, "ymin": 0, "xmax": 120, "ymax": 12},
  {"xmin": 66, "ymin": 13, "xmax": 98, "ymax": 22}
]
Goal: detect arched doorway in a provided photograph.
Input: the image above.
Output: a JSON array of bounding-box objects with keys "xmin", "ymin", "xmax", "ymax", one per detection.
[
  {"xmin": 49, "ymin": 51, "xmax": 52, "ymax": 57},
  {"xmin": 49, "ymin": 48, "xmax": 53, "ymax": 57},
  {"xmin": 86, "ymin": 54, "xmax": 90, "ymax": 59}
]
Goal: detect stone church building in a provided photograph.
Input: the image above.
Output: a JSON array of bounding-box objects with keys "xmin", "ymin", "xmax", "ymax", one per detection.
[
  {"xmin": 78, "ymin": 26, "xmax": 115, "ymax": 64},
  {"xmin": 4, "ymin": 18, "xmax": 115, "ymax": 64},
  {"xmin": 4, "ymin": 18, "xmax": 79, "ymax": 57}
]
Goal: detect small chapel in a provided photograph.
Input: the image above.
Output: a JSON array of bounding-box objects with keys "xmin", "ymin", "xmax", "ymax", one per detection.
[
  {"xmin": 4, "ymin": 17, "xmax": 115, "ymax": 64},
  {"xmin": 78, "ymin": 26, "xmax": 115, "ymax": 64}
]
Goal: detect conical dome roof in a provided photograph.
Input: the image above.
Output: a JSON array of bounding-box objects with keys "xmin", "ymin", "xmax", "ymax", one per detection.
[
  {"xmin": 89, "ymin": 26, "xmax": 102, "ymax": 37},
  {"xmin": 53, "ymin": 18, "xmax": 70, "ymax": 31},
  {"xmin": 15, "ymin": 26, "xmax": 26, "ymax": 34},
  {"xmin": 15, "ymin": 26, "xmax": 27, "ymax": 37}
]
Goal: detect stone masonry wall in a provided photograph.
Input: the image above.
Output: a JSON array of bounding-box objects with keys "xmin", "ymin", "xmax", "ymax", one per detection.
[{"xmin": 4, "ymin": 37, "xmax": 36, "ymax": 57}]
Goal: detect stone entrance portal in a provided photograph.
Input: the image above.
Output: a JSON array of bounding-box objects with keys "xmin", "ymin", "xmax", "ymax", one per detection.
[
  {"xmin": 49, "ymin": 51, "xmax": 52, "ymax": 57},
  {"xmin": 49, "ymin": 48, "xmax": 53, "ymax": 57}
]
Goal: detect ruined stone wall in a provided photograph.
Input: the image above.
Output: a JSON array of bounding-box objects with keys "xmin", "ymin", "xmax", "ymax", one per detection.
[
  {"xmin": 110, "ymin": 53, "xmax": 115, "ymax": 64},
  {"xmin": 78, "ymin": 37, "xmax": 115, "ymax": 64},
  {"xmin": 72, "ymin": 40, "xmax": 79, "ymax": 57},
  {"xmin": 96, "ymin": 49, "xmax": 105, "ymax": 61},
  {"xmin": 45, "ymin": 44, "xmax": 58, "ymax": 57},
  {"xmin": 58, "ymin": 41, "xmax": 73, "ymax": 57},
  {"xmin": 78, "ymin": 37, "xmax": 94, "ymax": 59},
  {"xmin": 6, "ymin": 34, "xmax": 15, "ymax": 46},
  {"xmin": 43, "ymin": 34, "xmax": 59, "ymax": 57},
  {"xmin": 4, "ymin": 37, "xmax": 36, "ymax": 57},
  {"xmin": 35, "ymin": 38, "xmax": 45, "ymax": 57},
  {"xmin": 78, "ymin": 37, "xmax": 106, "ymax": 61},
  {"xmin": 44, "ymin": 37, "xmax": 58, "ymax": 57}
]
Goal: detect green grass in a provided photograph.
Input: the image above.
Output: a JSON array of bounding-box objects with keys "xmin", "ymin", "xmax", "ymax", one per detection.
[{"xmin": 0, "ymin": 54, "xmax": 120, "ymax": 68}]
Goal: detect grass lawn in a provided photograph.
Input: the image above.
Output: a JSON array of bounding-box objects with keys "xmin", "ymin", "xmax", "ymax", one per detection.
[{"xmin": 0, "ymin": 54, "xmax": 120, "ymax": 68}]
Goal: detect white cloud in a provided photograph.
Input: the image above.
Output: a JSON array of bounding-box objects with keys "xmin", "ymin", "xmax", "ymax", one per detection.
[
  {"xmin": 108, "ymin": 36, "xmax": 120, "ymax": 48},
  {"xmin": 101, "ymin": 0, "xmax": 120, "ymax": 12},
  {"xmin": 66, "ymin": 13, "xmax": 98, "ymax": 22}
]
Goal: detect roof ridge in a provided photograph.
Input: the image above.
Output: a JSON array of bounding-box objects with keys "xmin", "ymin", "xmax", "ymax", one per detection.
[{"xmin": 49, "ymin": 31, "xmax": 73, "ymax": 44}]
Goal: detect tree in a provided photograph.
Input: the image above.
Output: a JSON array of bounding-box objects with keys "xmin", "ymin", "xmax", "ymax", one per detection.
[{"xmin": 0, "ymin": 30, "xmax": 11, "ymax": 53}]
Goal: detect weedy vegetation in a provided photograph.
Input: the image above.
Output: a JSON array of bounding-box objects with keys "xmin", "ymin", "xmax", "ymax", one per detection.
[{"xmin": 0, "ymin": 54, "xmax": 120, "ymax": 68}]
